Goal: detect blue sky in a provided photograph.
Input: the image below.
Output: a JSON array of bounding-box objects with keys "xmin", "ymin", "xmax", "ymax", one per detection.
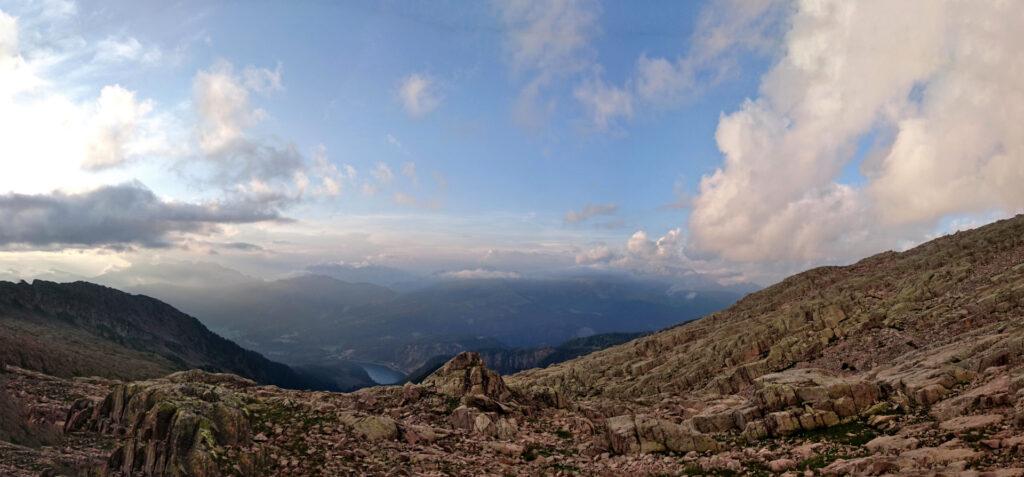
[{"xmin": 1, "ymin": 0, "xmax": 1022, "ymax": 286}]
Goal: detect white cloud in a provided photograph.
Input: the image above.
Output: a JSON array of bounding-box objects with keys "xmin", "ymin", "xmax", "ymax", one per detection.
[
  {"xmin": 82, "ymin": 85, "xmax": 157, "ymax": 170},
  {"xmin": 94, "ymin": 36, "xmax": 162, "ymax": 65},
  {"xmin": 689, "ymin": 0, "xmax": 1024, "ymax": 265},
  {"xmin": 190, "ymin": 60, "xmax": 327, "ymax": 208},
  {"xmin": 574, "ymin": 228, "xmax": 763, "ymax": 286},
  {"xmin": 372, "ymin": 162, "xmax": 394, "ymax": 184},
  {"xmin": 242, "ymin": 63, "xmax": 283, "ymax": 93},
  {"xmin": 397, "ymin": 73, "xmax": 441, "ymax": 118},
  {"xmin": 497, "ymin": 0, "xmax": 598, "ymax": 77},
  {"xmin": 360, "ymin": 182, "xmax": 378, "ymax": 197},
  {"xmin": 0, "ymin": 10, "xmax": 175, "ymax": 190},
  {"xmin": 393, "ymin": 192, "xmax": 416, "ymax": 206},
  {"xmin": 0, "ymin": 10, "xmax": 47, "ymax": 98},
  {"xmin": 309, "ymin": 145, "xmax": 356, "ymax": 197},
  {"xmin": 495, "ymin": 0, "xmax": 600, "ymax": 127},
  {"xmin": 574, "ymin": 244, "xmax": 615, "ymax": 265},
  {"xmin": 194, "ymin": 60, "xmax": 269, "ymax": 155},
  {"xmin": 564, "ymin": 203, "xmax": 617, "ymax": 224},
  {"xmin": 573, "ymin": 76, "xmax": 633, "ymax": 131},
  {"xmin": 441, "ymin": 268, "xmax": 521, "ymax": 280},
  {"xmin": 401, "ymin": 162, "xmax": 417, "ymax": 182},
  {"xmin": 573, "ymin": 0, "xmax": 786, "ymax": 129}
]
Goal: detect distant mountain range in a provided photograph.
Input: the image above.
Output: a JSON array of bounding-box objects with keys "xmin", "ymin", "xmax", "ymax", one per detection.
[
  {"xmin": 0, "ymin": 280, "xmax": 368, "ymax": 391},
  {"xmin": 403, "ymin": 331, "xmax": 648, "ymax": 383},
  {"xmin": 125, "ymin": 274, "xmax": 747, "ymax": 377}
]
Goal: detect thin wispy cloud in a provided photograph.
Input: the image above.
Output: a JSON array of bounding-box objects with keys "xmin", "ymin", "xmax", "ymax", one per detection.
[
  {"xmin": 398, "ymin": 73, "xmax": 441, "ymax": 118},
  {"xmin": 564, "ymin": 203, "xmax": 617, "ymax": 224}
]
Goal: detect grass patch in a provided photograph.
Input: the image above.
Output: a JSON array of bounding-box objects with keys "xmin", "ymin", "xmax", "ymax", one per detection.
[
  {"xmin": 796, "ymin": 450, "xmax": 850, "ymax": 471},
  {"xmin": 799, "ymin": 421, "xmax": 878, "ymax": 446},
  {"xmin": 445, "ymin": 396, "xmax": 460, "ymax": 413},
  {"xmin": 547, "ymin": 462, "xmax": 581, "ymax": 473},
  {"xmin": 521, "ymin": 443, "xmax": 554, "ymax": 462}
]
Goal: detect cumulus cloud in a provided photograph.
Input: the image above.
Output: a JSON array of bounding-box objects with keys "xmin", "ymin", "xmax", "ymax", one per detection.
[
  {"xmin": 575, "ymin": 228, "xmax": 765, "ymax": 286},
  {"xmin": 0, "ymin": 9, "xmax": 178, "ymax": 187},
  {"xmin": 440, "ymin": 268, "xmax": 521, "ymax": 280},
  {"xmin": 689, "ymin": 0, "xmax": 1024, "ymax": 264},
  {"xmin": 574, "ymin": 244, "xmax": 616, "ymax": 265},
  {"xmin": 398, "ymin": 73, "xmax": 441, "ymax": 118},
  {"xmin": 307, "ymin": 145, "xmax": 356, "ymax": 197},
  {"xmin": 0, "ymin": 182, "xmax": 280, "ymax": 249},
  {"xmin": 82, "ymin": 85, "xmax": 156, "ymax": 170},
  {"xmin": 190, "ymin": 60, "xmax": 325, "ymax": 209},
  {"xmin": 194, "ymin": 60, "xmax": 270, "ymax": 155},
  {"xmin": 564, "ymin": 203, "xmax": 617, "ymax": 224}
]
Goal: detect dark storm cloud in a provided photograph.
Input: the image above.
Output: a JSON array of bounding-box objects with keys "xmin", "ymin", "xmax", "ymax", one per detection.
[{"xmin": 0, "ymin": 182, "xmax": 281, "ymax": 249}]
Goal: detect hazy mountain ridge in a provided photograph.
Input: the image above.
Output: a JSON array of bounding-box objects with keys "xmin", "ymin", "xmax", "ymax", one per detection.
[
  {"xmin": 127, "ymin": 274, "xmax": 743, "ymax": 374},
  {"xmin": 404, "ymin": 332, "xmax": 648, "ymax": 381},
  {"xmin": 0, "ymin": 280, "xmax": 348, "ymax": 390}
]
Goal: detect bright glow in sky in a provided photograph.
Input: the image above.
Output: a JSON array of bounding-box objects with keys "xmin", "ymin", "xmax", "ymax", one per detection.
[{"xmin": 1, "ymin": 0, "xmax": 1022, "ymax": 286}]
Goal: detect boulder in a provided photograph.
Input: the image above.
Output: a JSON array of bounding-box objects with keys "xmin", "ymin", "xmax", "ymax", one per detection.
[
  {"xmin": 338, "ymin": 413, "xmax": 398, "ymax": 441},
  {"xmin": 938, "ymin": 414, "xmax": 1003, "ymax": 433},
  {"xmin": 864, "ymin": 435, "xmax": 919, "ymax": 453},
  {"xmin": 449, "ymin": 405, "xmax": 518, "ymax": 439},
  {"xmin": 604, "ymin": 415, "xmax": 717, "ymax": 455},
  {"xmin": 423, "ymin": 352, "xmax": 512, "ymax": 402}
]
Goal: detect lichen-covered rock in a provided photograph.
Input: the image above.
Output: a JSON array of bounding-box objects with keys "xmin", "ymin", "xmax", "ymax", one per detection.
[
  {"xmin": 604, "ymin": 414, "xmax": 717, "ymax": 455},
  {"xmin": 865, "ymin": 435, "xmax": 920, "ymax": 453},
  {"xmin": 423, "ymin": 352, "xmax": 512, "ymax": 402},
  {"xmin": 449, "ymin": 405, "xmax": 518, "ymax": 439},
  {"xmin": 337, "ymin": 412, "xmax": 398, "ymax": 441}
]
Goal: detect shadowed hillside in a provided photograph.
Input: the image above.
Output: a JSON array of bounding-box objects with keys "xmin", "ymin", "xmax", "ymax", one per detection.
[{"xmin": 0, "ymin": 280, "xmax": 357, "ymax": 390}]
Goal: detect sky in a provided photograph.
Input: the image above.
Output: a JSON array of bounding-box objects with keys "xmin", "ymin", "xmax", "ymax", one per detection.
[{"xmin": 0, "ymin": 0, "xmax": 1022, "ymax": 287}]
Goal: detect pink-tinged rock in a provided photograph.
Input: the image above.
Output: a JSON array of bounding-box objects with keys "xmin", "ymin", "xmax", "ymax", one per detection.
[{"xmin": 769, "ymin": 458, "xmax": 796, "ymax": 472}]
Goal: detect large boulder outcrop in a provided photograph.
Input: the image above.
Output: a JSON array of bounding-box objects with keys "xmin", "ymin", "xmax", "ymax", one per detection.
[
  {"xmin": 422, "ymin": 352, "xmax": 512, "ymax": 402},
  {"xmin": 603, "ymin": 414, "xmax": 718, "ymax": 455},
  {"xmin": 65, "ymin": 371, "xmax": 257, "ymax": 477}
]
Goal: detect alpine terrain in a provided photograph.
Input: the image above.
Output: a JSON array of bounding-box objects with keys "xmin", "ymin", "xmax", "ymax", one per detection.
[{"xmin": 3, "ymin": 214, "xmax": 1024, "ymax": 475}]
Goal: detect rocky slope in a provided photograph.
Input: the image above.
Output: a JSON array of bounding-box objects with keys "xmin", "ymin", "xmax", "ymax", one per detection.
[
  {"xmin": 3, "ymin": 215, "xmax": 1024, "ymax": 476},
  {"xmin": 0, "ymin": 280, "xmax": 334, "ymax": 390}
]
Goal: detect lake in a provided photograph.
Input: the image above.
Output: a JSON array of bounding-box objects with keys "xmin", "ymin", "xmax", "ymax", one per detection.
[{"xmin": 357, "ymin": 362, "xmax": 406, "ymax": 385}]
